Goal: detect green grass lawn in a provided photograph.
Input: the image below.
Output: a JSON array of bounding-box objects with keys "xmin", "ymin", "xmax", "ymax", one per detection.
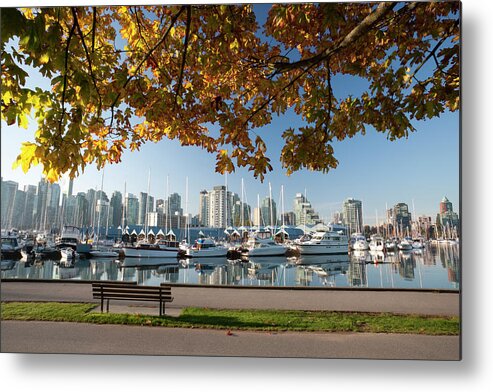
[{"xmin": 1, "ymin": 302, "xmax": 460, "ymax": 335}]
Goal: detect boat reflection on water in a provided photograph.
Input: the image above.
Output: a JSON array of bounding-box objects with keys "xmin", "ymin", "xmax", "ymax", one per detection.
[
  {"xmin": 351, "ymin": 250, "xmax": 369, "ymax": 263},
  {"xmin": 116, "ymin": 256, "xmax": 179, "ymax": 268},
  {"xmin": 293, "ymin": 253, "xmax": 349, "ymax": 265},
  {"xmin": 1, "ymin": 243, "xmax": 460, "ymax": 289}
]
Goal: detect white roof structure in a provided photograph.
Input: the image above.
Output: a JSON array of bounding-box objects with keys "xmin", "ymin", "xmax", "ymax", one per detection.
[
  {"xmin": 147, "ymin": 229, "xmax": 155, "ymax": 236},
  {"xmin": 156, "ymin": 229, "xmax": 165, "ymax": 236},
  {"xmin": 130, "ymin": 229, "xmax": 137, "ymax": 235}
]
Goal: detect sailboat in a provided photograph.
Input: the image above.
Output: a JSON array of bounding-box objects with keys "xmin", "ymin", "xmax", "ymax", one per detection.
[
  {"xmin": 90, "ymin": 170, "xmax": 119, "ymax": 258},
  {"xmin": 121, "ymin": 171, "xmax": 179, "ymax": 259}
]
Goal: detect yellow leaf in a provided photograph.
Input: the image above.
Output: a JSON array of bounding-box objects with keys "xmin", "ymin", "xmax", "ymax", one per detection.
[{"xmin": 39, "ymin": 53, "xmax": 50, "ymax": 64}]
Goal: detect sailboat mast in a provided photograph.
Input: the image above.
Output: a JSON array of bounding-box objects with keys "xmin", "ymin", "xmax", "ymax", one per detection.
[
  {"xmin": 241, "ymin": 178, "xmax": 244, "ymax": 228},
  {"xmin": 145, "ymin": 169, "xmax": 150, "ymax": 238},
  {"xmin": 97, "ymin": 169, "xmax": 105, "ymax": 244},
  {"xmin": 185, "ymin": 176, "xmax": 189, "ymax": 243}
]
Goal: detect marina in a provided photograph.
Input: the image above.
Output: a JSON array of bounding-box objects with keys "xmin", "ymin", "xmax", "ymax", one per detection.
[{"xmin": 1, "ymin": 242, "xmax": 460, "ymax": 290}]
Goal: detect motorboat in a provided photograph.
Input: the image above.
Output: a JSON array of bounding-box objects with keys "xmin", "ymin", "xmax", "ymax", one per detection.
[
  {"xmin": 412, "ymin": 237, "xmax": 426, "ymax": 249},
  {"xmin": 60, "ymin": 247, "xmax": 79, "ymax": 261},
  {"xmin": 185, "ymin": 237, "xmax": 228, "ymax": 258},
  {"xmin": 1, "ymin": 232, "xmax": 22, "ymax": 260},
  {"xmin": 90, "ymin": 249, "xmax": 119, "ymax": 258},
  {"xmin": 55, "ymin": 226, "xmax": 81, "ymax": 250},
  {"xmin": 243, "ymin": 236, "xmax": 287, "ymax": 257},
  {"xmin": 121, "ymin": 240, "xmax": 180, "ymax": 258},
  {"xmin": 369, "ymin": 235, "xmax": 384, "ymax": 251},
  {"xmin": 351, "ymin": 233, "xmax": 369, "ymax": 251},
  {"xmin": 296, "ymin": 231, "xmax": 349, "ymax": 255},
  {"xmin": 34, "ymin": 245, "xmax": 62, "ymax": 260},
  {"xmin": 385, "ymin": 238, "xmax": 397, "ymax": 251},
  {"xmin": 398, "ymin": 238, "xmax": 413, "ymax": 251}
]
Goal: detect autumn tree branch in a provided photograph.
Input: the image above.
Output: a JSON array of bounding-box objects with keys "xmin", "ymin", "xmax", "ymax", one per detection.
[
  {"xmin": 71, "ymin": 7, "xmax": 103, "ymax": 116},
  {"xmin": 59, "ymin": 20, "xmax": 77, "ymax": 137},
  {"xmin": 175, "ymin": 5, "xmax": 192, "ymax": 106},
  {"xmin": 109, "ymin": 6, "xmax": 185, "ymax": 129},
  {"xmin": 271, "ymin": 2, "xmax": 397, "ymax": 73}
]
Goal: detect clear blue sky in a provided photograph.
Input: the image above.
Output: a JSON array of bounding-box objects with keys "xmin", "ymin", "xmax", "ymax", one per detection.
[{"xmin": 0, "ymin": 3, "xmax": 460, "ymax": 224}]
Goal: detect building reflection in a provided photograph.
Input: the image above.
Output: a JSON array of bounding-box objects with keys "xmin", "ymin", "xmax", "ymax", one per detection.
[{"xmin": 1, "ymin": 243, "xmax": 460, "ymax": 289}]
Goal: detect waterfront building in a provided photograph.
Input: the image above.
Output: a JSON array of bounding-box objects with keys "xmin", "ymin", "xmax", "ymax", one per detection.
[
  {"xmin": 208, "ymin": 185, "xmax": 231, "ymax": 228},
  {"xmin": 11, "ymin": 188, "xmax": 26, "ymax": 229},
  {"xmin": 393, "ymin": 202, "xmax": 412, "ymax": 235},
  {"xmin": 437, "ymin": 196, "xmax": 459, "ymax": 234},
  {"xmin": 260, "ymin": 196, "xmax": 277, "ymax": 227},
  {"xmin": 138, "ymin": 192, "xmax": 154, "ymax": 225},
  {"xmin": 281, "ymin": 211, "xmax": 296, "ymax": 226},
  {"xmin": 199, "ymin": 190, "xmax": 209, "ymax": 227},
  {"xmin": 165, "ymin": 192, "xmax": 183, "ymax": 216},
  {"xmin": 125, "ymin": 193, "xmax": 139, "ymax": 226},
  {"xmin": 232, "ymin": 198, "xmax": 251, "ymax": 226},
  {"xmin": 21, "ymin": 185, "xmax": 37, "ymax": 229},
  {"xmin": 440, "ymin": 196, "xmax": 453, "ymax": 214},
  {"xmin": 1, "ymin": 179, "xmax": 18, "ymax": 229},
  {"xmin": 293, "ymin": 193, "xmax": 321, "ymax": 226},
  {"xmin": 110, "ymin": 191, "xmax": 123, "ymax": 228},
  {"xmin": 342, "ymin": 198, "xmax": 363, "ymax": 234},
  {"xmin": 147, "ymin": 211, "xmax": 165, "ymax": 227}
]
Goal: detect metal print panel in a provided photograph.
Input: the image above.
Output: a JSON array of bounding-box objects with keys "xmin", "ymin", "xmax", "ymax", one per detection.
[{"xmin": 1, "ymin": 1, "xmax": 460, "ymax": 360}]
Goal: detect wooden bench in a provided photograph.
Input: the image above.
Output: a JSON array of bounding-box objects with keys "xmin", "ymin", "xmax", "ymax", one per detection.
[{"xmin": 92, "ymin": 282, "xmax": 173, "ymax": 316}]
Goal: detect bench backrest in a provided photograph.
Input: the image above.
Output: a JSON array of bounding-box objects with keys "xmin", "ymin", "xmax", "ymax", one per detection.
[{"xmin": 92, "ymin": 282, "xmax": 172, "ymax": 301}]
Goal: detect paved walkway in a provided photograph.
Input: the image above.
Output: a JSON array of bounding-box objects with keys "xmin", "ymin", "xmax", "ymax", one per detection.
[
  {"xmin": 1, "ymin": 281, "xmax": 460, "ymax": 316},
  {"xmin": 1, "ymin": 281, "xmax": 461, "ymax": 360}
]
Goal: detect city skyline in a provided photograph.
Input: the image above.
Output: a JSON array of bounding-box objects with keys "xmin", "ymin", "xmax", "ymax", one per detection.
[{"xmin": 1, "ymin": 173, "xmax": 458, "ymax": 231}]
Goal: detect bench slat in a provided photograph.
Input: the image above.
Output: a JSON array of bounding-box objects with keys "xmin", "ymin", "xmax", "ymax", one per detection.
[{"xmin": 91, "ymin": 282, "xmax": 174, "ymax": 316}]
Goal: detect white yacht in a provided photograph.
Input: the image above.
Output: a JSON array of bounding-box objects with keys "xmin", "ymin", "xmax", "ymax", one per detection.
[
  {"xmin": 369, "ymin": 235, "xmax": 384, "ymax": 251},
  {"xmin": 90, "ymin": 249, "xmax": 119, "ymax": 258},
  {"xmin": 412, "ymin": 237, "xmax": 426, "ymax": 249},
  {"xmin": 121, "ymin": 241, "xmax": 180, "ymax": 259},
  {"xmin": 1, "ymin": 232, "xmax": 22, "ymax": 260},
  {"xmin": 398, "ymin": 237, "xmax": 413, "ymax": 251},
  {"xmin": 244, "ymin": 236, "xmax": 287, "ymax": 257},
  {"xmin": 185, "ymin": 237, "xmax": 228, "ymax": 258},
  {"xmin": 351, "ymin": 233, "xmax": 369, "ymax": 251},
  {"xmin": 60, "ymin": 247, "xmax": 79, "ymax": 261},
  {"xmin": 385, "ymin": 238, "xmax": 398, "ymax": 251},
  {"xmin": 296, "ymin": 231, "xmax": 349, "ymax": 255}
]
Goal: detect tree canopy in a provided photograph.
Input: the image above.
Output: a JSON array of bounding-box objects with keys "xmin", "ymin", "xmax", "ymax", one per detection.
[{"xmin": 1, "ymin": 2, "xmax": 460, "ymax": 182}]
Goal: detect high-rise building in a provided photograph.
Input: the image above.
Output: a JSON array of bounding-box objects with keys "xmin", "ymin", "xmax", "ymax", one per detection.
[
  {"xmin": 198, "ymin": 190, "xmax": 209, "ymax": 227},
  {"xmin": 438, "ymin": 196, "xmax": 459, "ymax": 231},
  {"xmin": 110, "ymin": 191, "xmax": 123, "ymax": 227},
  {"xmin": 342, "ymin": 198, "xmax": 363, "ymax": 234},
  {"xmin": 125, "ymin": 193, "xmax": 139, "ymax": 225},
  {"xmin": 281, "ymin": 212, "xmax": 296, "ymax": 226},
  {"xmin": 1, "ymin": 179, "xmax": 18, "ymax": 229},
  {"xmin": 45, "ymin": 183, "xmax": 61, "ymax": 231},
  {"xmin": 293, "ymin": 193, "xmax": 321, "ymax": 227},
  {"xmin": 260, "ymin": 196, "xmax": 277, "ymax": 227},
  {"xmin": 11, "ymin": 189, "xmax": 26, "ymax": 229},
  {"xmin": 21, "ymin": 185, "xmax": 37, "ymax": 229},
  {"xmin": 165, "ymin": 192, "xmax": 183, "ymax": 216},
  {"xmin": 208, "ymin": 185, "xmax": 231, "ymax": 228},
  {"xmin": 439, "ymin": 196, "xmax": 453, "ymax": 214},
  {"xmin": 393, "ymin": 202, "xmax": 412, "ymax": 234}
]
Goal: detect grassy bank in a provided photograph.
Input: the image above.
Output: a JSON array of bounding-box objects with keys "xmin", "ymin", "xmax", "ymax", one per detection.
[{"xmin": 1, "ymin": 302, "xmax": 460, "ymax": 335}]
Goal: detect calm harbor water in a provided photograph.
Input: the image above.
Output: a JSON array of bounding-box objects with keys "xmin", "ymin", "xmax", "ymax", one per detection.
[{"xmin": 1, "ymin": 244, "xmax": 459, "ymax": 290}]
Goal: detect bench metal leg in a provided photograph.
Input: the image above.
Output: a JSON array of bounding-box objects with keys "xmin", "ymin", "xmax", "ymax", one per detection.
[
  {"xmin": 100, "ymin": 296, "xmax": 104, "ymax": 313},
  {"xmin": 106, "ymin": 299, "xmax": 109, "ymax": 313}
]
